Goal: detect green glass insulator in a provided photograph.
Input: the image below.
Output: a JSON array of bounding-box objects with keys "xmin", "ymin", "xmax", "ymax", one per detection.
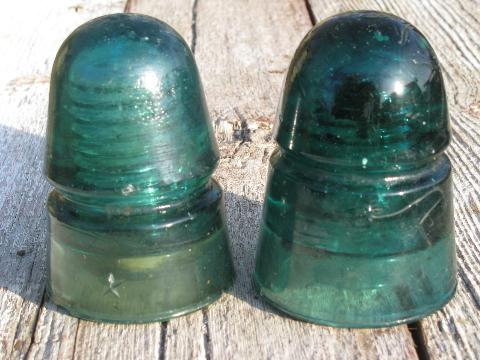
[
  {"xmin": 254, "ymin": 11, "xmax": 456, "ymax": 327},
  {"xmin": 45, "ymin": 14, "xmax": 234, "ymax": 323}
]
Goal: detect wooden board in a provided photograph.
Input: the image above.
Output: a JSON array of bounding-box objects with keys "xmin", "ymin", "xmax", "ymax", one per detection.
[
  {"xmin": 0, "ymin": 1, "xmax": 127, "ymax": 358},
  {"xmin": 0, "ymin": 0, "xmax": 478, "ymax": 359}
]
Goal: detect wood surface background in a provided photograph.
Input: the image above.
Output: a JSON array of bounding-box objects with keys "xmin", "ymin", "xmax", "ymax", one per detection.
[{"xmin": 0, "ymin": 0, "xmax": 478, "ymax": 359}]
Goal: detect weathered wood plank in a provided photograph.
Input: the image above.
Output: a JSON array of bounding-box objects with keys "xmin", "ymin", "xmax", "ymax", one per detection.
[
  {"xmin": 308, "ymin": 0, "xmax": 480, "ymax": 358},
  {"xmin": 25, "ymin": 303, "xmax": 78, "ymax": 359},
  {"xmin": 0, "ymin": 1, "xmax": 126, "ymax": 359},
  {"xmin": 73, "ymin": 321, "xmax": 163, "ymax": 359},
  {"xmin": 127, "ymin": 0, "xmax": 194, "ymax": 46}
]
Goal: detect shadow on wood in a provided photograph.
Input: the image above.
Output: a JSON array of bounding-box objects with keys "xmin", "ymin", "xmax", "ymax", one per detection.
[
  {"xmin": 0, "ymin": 124, "xmax": 48, "ymax": 308},
  {"xmin": 0, "ymin": 124, "xmax": 278, "ymax": 320}
]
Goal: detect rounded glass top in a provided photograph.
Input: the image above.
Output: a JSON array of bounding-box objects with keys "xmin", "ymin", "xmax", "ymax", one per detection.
[
  {"xmin": 275, "ymin": 11, "xmax": 449, "ymax": 170},
  {"xmin": 45, "ymin": 14, "xmax": 217, "ymax": 198}
]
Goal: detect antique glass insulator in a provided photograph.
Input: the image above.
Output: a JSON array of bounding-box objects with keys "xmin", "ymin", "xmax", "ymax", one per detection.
[
  {"xmin": 254, "ymin": 11, "xmax": 456, "ymax": 327},
  {"xmin": 45, "ymin": 14, "xmax": 234, "ymax": 323}
]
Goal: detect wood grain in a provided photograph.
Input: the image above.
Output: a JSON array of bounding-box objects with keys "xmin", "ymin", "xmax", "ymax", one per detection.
[
  {"xmin": 0, "ymin": 1, "xmax": 126, "ymax": 359},
  {"xmin": 308, "ymin": 0, "xmax": 480, "ymax": 358}
]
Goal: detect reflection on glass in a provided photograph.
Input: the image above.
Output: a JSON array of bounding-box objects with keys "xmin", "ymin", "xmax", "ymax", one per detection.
[
  {"xmin": 254, "ymin": 11, "xmax": 456, "ymax": 328},
  {"xmin": 45, "ymin": 14, "xmax": 234, "ymax": 323}
]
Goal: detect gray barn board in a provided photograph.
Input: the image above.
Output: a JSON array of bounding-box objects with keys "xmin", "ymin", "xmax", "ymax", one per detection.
[{"xmin": 0, "ymin": 0, "xmax": 478, "ymax": 359}]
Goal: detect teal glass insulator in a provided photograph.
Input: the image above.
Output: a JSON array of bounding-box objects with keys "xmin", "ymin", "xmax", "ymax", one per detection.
[
  {"xmin": 45, "ymin": 14, "xmax": 234, "ymax": 323},
  {"xmin": 254, "ymin": 11, "xmax": 456, "ymax": 327}
]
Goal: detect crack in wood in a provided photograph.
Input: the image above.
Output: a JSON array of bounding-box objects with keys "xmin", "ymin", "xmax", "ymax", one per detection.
[
  {"xmin": 303, "ymin": 0, "xmax": 316, "ymax": 25},
  {"xmin": 71, "ymin": 320, "xmax": 80, "ymax": 360},
  {"xmin": 202, "ymin": 309, "xmax": 212, "ymax": 360},
  {"xmin": 159, "ymin": 322, "xmax": 168, "ymax": 360},
  {"xmin": 408, "ymin": 322, "xmax": 430, "ymax": 360},
  {"xmin": 9, "ymin": 296, "xmax": 27, "ymax": 355},
  {"xmin": 191, "ymin": 0, "xmax": 199, "ymax": 54},
  {"xmin": 8, "ymin": 242, "xmax": 47, "ymax": 358},
  {"xmin": 22, "ymin": 290, "xmax": 46, "ymax": 359},
  {"xmin": 124, "ymin": 0, "xmax": 133, "ymax": 13}
]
